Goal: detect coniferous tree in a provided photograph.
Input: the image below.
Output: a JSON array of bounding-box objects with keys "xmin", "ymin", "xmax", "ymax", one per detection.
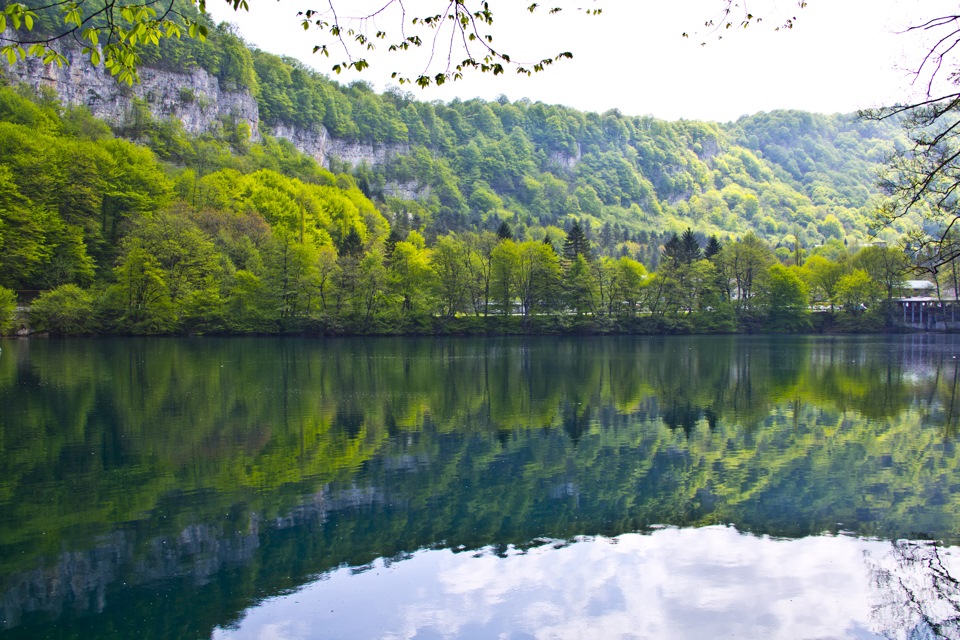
[
  {"xmin": 339, "ymin": 228, "xmax": 365, "ymax": 257},
  {"xmin": 680, "ymin": 228, "xmax": 703, "ymax": 264},
  {"xmin": 384, "ymin": 227, "xmax": 404, "ymax": 257},
  {"xmin": 563, "ymin": 219, "xmax": 592, "ymax": 263},
  {"xmin": 496, "ymin": 220, "xmax": 513, "ymax": 241},
  {"xmin": 661, "ymin": 233, "xmax": 684, "ymax": 267},
  {"xmin": 704, "ymin": 235, "xmax": 723, "ymax": 259}
]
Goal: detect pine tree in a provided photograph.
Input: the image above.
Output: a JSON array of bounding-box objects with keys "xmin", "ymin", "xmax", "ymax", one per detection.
[
  {"xmin": 339, "ymin": 228, "xmax": 365, "ymax": 257},
  {"xmin": 661, "ymin": 233, "xmax": 683, "ymax": 267},
  {"xmin": 496, "ymin": 220, "xmax": 513, "ymax": 241},
  {"xmin": 563, "ymin": 219, "xmax": 592, "ymax": 262},
  {"xmin": 680, "ymin": 228, "xmax": 703, "ymax": 264},
  {"xmin": 704, "ymin": 235, "xmax": 723, "ymax": 259}
]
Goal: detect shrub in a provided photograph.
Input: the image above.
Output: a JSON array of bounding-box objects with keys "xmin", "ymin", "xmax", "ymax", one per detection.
[{"xmin": 30, "ymin": 284, "xmax": 96, "ymax": 334}]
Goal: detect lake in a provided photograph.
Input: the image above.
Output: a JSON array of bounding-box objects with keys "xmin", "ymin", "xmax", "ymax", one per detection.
[{"xmin": 1, "ymin": 335, "xmax": 959, "ymax": 639}]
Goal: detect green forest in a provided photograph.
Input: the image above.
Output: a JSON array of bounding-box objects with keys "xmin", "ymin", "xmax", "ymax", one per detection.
[{"xmin": 0, "ymin": 4, "xmax": 945, "ymax": 336}]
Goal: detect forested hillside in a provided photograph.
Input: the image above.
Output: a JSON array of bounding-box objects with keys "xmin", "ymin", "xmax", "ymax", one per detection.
[{"xmin": 0, "ymin": 6, "xmax": 930, "ymax": 335}]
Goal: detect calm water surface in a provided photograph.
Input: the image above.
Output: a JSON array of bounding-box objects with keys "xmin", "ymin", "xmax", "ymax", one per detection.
[{"xmin": 1, "ymin": 335, "xmax": 960, "ymax": 639}]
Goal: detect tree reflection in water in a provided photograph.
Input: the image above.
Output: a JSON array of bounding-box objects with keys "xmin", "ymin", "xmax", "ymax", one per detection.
[{"xmin": 869, "ymin": 540, "xmax": 960, "ymax": 639}]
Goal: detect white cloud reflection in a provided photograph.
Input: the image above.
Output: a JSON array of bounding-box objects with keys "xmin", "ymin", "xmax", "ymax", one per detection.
[{"xmin": 213, "ymin": 526, "xmax": 960, "ymax": 640}]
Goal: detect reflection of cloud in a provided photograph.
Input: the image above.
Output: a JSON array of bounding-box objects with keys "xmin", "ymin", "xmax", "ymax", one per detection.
[
  {"xmin": 215, "ymin": 527, "xmax": 908, "ymax": 640},
  {"xmin": 255, "ymin": 622, "xmax": 308, "ymax": 640}
]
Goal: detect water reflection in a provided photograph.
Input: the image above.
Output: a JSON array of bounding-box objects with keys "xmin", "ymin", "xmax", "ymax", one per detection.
[
  {"xmin": 1, "ymin": 335, "xmax": 960, "ymax": 637},
  {"xmin": 213, "ymin": 528, "xmax": 960, "ymax": 640}
]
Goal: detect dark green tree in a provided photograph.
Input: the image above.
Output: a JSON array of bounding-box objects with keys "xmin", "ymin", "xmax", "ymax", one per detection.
[
  {"xmin": 563, "ymin": 219, "xmax": 592, "ymax": 263},
  {"xmin": 661, "ymin": 233, "xmax": 684, "ymax": 268},
  {"xmin": 704, "ymin": 235, "xmax": 723, "ymax": 259},
  {"xmin": 680, "ymin": 228, "xmax": 703, "ymax": 264},
  {"xmin": 496, "ymin": 220, "xmax": 514, "ymax": 241},
  {"xmin": 338, "ymin": 227, "xmax": 365, "ymax": 257}
]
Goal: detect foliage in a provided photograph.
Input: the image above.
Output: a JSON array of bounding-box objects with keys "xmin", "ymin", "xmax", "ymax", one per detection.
[
  {"xmin": 0, "ymin": 60, "xmax": 931, "ymax": 336},
  {"xmin": 0, "ymin": 285, "xmax": 15, "ymax": 334},
  {"xmin": 562, "ymin": 219, "xmax": 592, "ymax": 263},
  {"xmin": 0, "ymin": 0, "xmax": 213, "ymax": 85},
  {"xmin": 863, "ymin": 9, "xmax": 960, "ymax": 269},
  {"xmin": 29, "ymin": 283, "xmax": 96, "ymax": 333},
  {"xmin": 761, "ymin": 263, "xmax": 810, "ymax": 331}
]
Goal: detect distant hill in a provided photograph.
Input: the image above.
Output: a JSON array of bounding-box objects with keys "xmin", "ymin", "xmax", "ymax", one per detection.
[
  {"xmin": 0, "ymin": 3, "xmax": 923, "ymax": 338},
  {"xmin": 1, "ymin": 1, "xmax": 905, "ymax": 264}
]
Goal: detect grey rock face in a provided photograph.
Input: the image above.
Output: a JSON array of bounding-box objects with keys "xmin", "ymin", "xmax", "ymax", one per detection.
[
  {"xmin": 4, "ymin": 46, "xmax": 418, "ymax": 175},
  {"xmin": 5, "ymin": 48, "xmax": 261, "ymax": 140}
]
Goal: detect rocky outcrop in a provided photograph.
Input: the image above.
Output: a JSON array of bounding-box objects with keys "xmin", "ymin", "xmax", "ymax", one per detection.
[
  {"xmin": 4, "ymin": 45, "xmax": 418, "ymax": 174},
  {"xmin": 4, "ymin": 47, "xmax": 261, "ymax": 140},
  {"xmin": 267, "ymin": 122, "xmax": 410, "ymax": 169},
  {"xmin": 383, "ymin": 181, "xmax": 429, "ymax": 200},
  {"xmin": 548, "ymin": 141, "xmax": 581, "ymax": 171}
]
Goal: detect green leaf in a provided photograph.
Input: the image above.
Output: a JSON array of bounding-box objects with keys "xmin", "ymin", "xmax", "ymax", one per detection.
[{"xmin": 82, "ymin": 27, "xmax": 99, "ymax": 45}]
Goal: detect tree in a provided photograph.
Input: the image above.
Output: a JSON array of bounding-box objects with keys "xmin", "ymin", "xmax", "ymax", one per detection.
[
  {"xmin": 661, "ymin": 229, "xmax": 701, "ymax": 268},
  {"xmin": 661, "ymin": 233, "xmax": 684, "ymax": 269},
  {"xmin": 515, "ymin": 240, "xmax": 561, "ymax": 319},
  {"xmin": 704, "ymin": 235, "xmax": 722, "ymax": 259},
  {"xmin": 389, "ymin": 231, "xmax": 434, "ymax": 318},
  {"xmin": 852, "ymin": 245, "xmax": 908, "ymax": 301},
  {"xmin": 262, "ymin": 230, "xmax": 318, "ymax": 331},
  {"xmin": 29, "ymin": 284, "xmax": 96, "ymax": 334},
  {"xmin": 716, "ymin": 233, "xmax": 774, "ymax": 317},
  {"xmin": 680, "ymin": 228, "xmax": 703, "ymax": 264},
  {"xmin": 761, "ymin": 264, "xmax": 810, "ymax": 331},
  {"xmin": 464, "ymin": 230, "xmax": 499, "ymax": 317},
  {"xmin": 800, "ymin": 254, "xmax": 848, "ymax": 311},
  {"xmin": 608, "ymin": 256, "xmax": 646, "ymax": 318},
  {"xmin": 564, "ymin": 254, "xmax": 597, "ymax": 316},
  {"xmin": 0, "ymin": 286, "xmax": 16, "ymax": 334},
  {"xmin": 496, "ymin": 220, "xmax": 513, "ymax": 241},
  {"xmin": 490, "ymin": 238, "xmax": 519, "ymax": 316},
  {"xmin": 834, "ymin": 269, "xmax": 883, "ymax": 318},
  {"xmin": 105, "ymin": 241, "xmax": 176, "ymax": 333},
  {"xmin": 562, "ymin": 218, "xmax": 592, "ymax": 263},
  {"xmin": 865, "ymin": 10, "xmax": 960, "ymax": 268},
  {"xmin": 430, "ymin": 233, "xmax": 471, "ymax": 318}
]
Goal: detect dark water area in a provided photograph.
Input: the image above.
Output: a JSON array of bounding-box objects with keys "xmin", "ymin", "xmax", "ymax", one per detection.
[{"xmin": 1, "ymin": 335, "xmax": 960, "ymax": 639}]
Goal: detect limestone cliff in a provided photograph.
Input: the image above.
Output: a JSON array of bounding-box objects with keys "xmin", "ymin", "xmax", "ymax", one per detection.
[
  {"xmin": 5, "ymin": 47, "xmax": 261, "ymax": 140},
  {"xmin": 3, "ymin": 46, "xmax": 414, "ymax": 176}
]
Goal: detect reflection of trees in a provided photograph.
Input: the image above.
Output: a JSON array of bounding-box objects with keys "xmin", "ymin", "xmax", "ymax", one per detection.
[
  {"xmin": 869, "ymin": 540, "xmax": 960, "ymax": 639},
  {"xmin": 2, "ymin": 336, "xmax": 960, "ymax": 634},
  {"xmin": 2, "ymin": 336, "xmax": 960, "ymax": 563}
]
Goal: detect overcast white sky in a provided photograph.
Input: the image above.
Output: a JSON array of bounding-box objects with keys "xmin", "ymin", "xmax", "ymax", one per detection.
[{"xmin": 205, "ymin": 0, "xmax": 957, "ymax": 122}]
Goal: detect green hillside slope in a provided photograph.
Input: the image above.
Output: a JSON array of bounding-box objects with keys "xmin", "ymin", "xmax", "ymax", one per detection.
[{"xmin": 0, "ymin": 10, "xmax": 924, "ymax": 335}]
